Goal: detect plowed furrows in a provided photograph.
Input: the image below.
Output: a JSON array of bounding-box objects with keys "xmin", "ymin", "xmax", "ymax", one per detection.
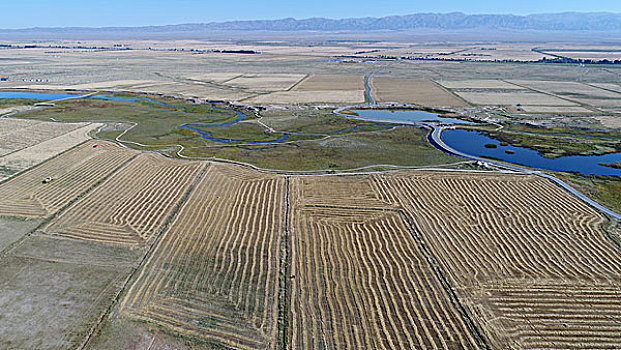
[
  {"xmin": 484, "ymin": 287, "xmax": 621, "ymax": 349},
  {"xmin": 289, "ymin": 207, "xmax": 479, "ymax": 349},
  {"xmin": 0, "ymin": 141, "xmax": 135, "ymax": 218},
  {"xmin": 121, "ymin": 164, "xmax": 283, "ymax": 349},
  {"xmin": 43, "ymin": 153, "xmax": 203, "ymax": 245},
  {"xmin": 387, "ymin": 174, "xmax": 621, "ymax": 285}
]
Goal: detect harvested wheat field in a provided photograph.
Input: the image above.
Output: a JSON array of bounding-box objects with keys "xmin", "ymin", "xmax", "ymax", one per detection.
[
  {"xmin": 185, "ymin": 72, "xmax": 242, "ymax": 83},
  {"xmin": 245, "ymin": 90, "xmax": 364, "ymax": 104},
  {"xmin": 223, "ymin": 74, "xmax": 307, "ymax": 92},
  {"xmin": 293, "ymin": 74, "xmax": 364, "ymax": 91},
  {"xmin": 0, "ymin": 123, "xmax": 104, "ymax": 180},
  {"xmin": 121, "ymin": 163, "xmax": 284, "ymax": 349},
  {"xmin": 370, "ymin": 77, "xmax": 468, "ymax": 106},
  {"xmin": 0, "ymin": 118, "xmax": 90, "ymax": 157},
  {"xmin": 42, "ymin": 153, "xmax": 204, "ymax": 246},
  {"xmin": 384, "ymin": 171, "xmax": 621, "ymax": 349},
  {"xmin": 288, "ymin": 205, "xmax": 481, "ymax": 349},
  {"xmin": 0, "ymin": 141, "xmax": 136, "ymax": 218},
  {"xmin": 133, "ymin": 82, "xmax": 255, "ymax": 101},
  {"xmin": 437, "ymin": 80, "xmax": 524, "ymax": 90},
  {"xmin": 517, "ymin": 105, "xmax": 594, "ymax": 113},
  {"xmin": 591, "ymin": 83, "xmax": 621, "ymax": 94},
  {"xmin": 455, "ymin": 91, "xmax": 577, "ymax": 106},
  {"xmin": 292, "ymin": 174, "xmax": 399, "ymax": 209}
]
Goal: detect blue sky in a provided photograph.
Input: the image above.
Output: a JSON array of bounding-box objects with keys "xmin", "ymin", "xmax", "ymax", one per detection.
[{"xmin": 3, "ymin": 0, "xmax": 620, "ymax": 29}]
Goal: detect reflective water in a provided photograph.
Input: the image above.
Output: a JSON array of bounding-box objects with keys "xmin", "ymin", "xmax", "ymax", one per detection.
[{"xmin": 442, "ymin": 129, "xmax": 621, "ymax": 176}]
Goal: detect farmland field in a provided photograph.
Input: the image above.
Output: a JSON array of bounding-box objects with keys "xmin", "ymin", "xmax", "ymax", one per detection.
[
  {"xmin": 119, "ymin": 163, "xmax": 284, "ymax": 349},
  {"xmin": 370, "ymin": 77, "xmax": 468, "ymax": 106},
  {"xmin": 0, "ymin": 118, "xmax": 89, "ymax": 157},
  {"xmin": 0, "ymin": 123, "xmax": 105, "ymax": 180},
  {"xmin": 42, "ymin": 153, "xmax": 204, "ymax": 245},
  {"xmin": 454, "ymin": 91, "xmax": 578, "ymax": 106},
  {"xmin": 1, "ymin": 36, "xmax": 620, "ymax": 350},
  {"xmin": 293, "ymin": 74, "xmax": 365, "ymax": 91},
  {"xmin": 385, "ymin": 171, "xmax": 621, "ymax": 349},
  {"xmin": 223, "ymin": 73, "xmax": 306, "ymax": 92},
  {"xmin": 0, "ymin": 140, "xmax": 137, "ymax": 218},
  {"xmin": 245, "ymin": 89, "xmax": 365, "ymax": 104},
  {"xmin": 0, "ymin": 233, "xmax": 143, "ymax": 350},
  {"xmin": 437, "ymin": 80, "xmax": 524, "ymax": 90},
  {"xmin": 288, "ymin": 206, "xmax": 480, "ymax": 349}
]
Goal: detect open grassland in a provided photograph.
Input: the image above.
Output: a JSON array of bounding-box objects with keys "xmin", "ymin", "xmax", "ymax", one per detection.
[
  {"xmin": 0, "ymin": 117, "xmax": 89, "ymax": 157},
  {"xmin": 293, "ymin": 74, "xmax": 365, "ymax": 91},
  {"xmin": 0, "ymin": 141, "xmax": 136, "ymax": 218},
  {"xmin": 42, "ymin": 153, "xmax": 204, "ymax": 246},
  {"xmin": 370, "ymin": 77, "xmax": 468, "ymax": 106},
  {"xmin": 120, "ymin": 164, "xmax": 283, "ymax": 349},
  {"xmin": 183, "ymin": 127, "xmax": 461, "ymax": 171},
  {"xmin": 384, "ymin": 172, "xmax": 621, "ymax": 349},
  {"xmin": 18, "ymin": 98, "xmax": 246, "ymax": 148},
  {"xmin": 288, "ymin": 205, "xmax": 480, "ymax": 349},
  {"xmin": 245, "ymin": 90, "xmax": 364, "ymax": 104},
  {"xmin": 0, "ymin": 123, "xmax": 104, "ymax": 180},
  {"xmin": 0, "ymin": 234, "xmax": 143, "ymax": 350}
]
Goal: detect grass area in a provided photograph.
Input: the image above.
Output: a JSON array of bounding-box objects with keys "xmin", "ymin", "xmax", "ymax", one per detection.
[
  {"xmin": 0, "ymin": 98, "xmax": 45, "ymax": 108},
  {"xmin": 183, "ymin": 127, "xmax": 460, "ymax": 170},
  {"xmin": 14, "ymin": 96, "xmax": 459, "ymax": 170},
  {"xmin": 556, "ymin": 172, "xmax": 621, "ymax": 215},
  {"xmin": 18, "ymin": 98, "xmax": 243, "ymax": 146}
]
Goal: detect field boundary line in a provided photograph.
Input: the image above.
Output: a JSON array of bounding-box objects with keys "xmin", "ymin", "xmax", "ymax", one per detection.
[
  {"xmin": 287, "ymin": 74, "xmax": 310, "ymax": 91},
  {"xmin": 397, "ymin": 210, "xmax": 491, "ymax": 350},
  {"xmin": 299, "ymin": 204, "xmax": 492, "ymax": 349},
  {"xmin": 0, "ymin": 152, "xmax": 139, "ymax": 259},
  {"xmin": 278, "ymin": 176, "xmax": 292, "ymax": 350},
  {"xmin": 78, "ymin": 162, "xmax": 211, "ymax": 350},
  {"xmin": 0, "ymin": 138, "xmax": 92, "ymax": 186}
]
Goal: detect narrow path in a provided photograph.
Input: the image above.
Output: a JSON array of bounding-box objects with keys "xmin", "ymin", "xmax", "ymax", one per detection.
[{"xmin": 427, "ymin": 124, "xmax": 621, "ymax": 221}]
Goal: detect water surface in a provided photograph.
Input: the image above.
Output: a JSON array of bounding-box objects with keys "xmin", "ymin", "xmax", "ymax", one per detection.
[
  {"xmin": 0, "ymin": 91, "xmax": 80, "ymax": 100},
  {"xmin": 350, "ymin": 109, "xmax": 473, "ymax": 125},
  {"xmin": 442, "ymin": 129, "xmax": 621, "ymax": 176}
]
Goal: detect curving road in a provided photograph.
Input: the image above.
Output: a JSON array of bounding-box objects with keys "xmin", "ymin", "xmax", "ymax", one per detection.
[{"xmin": 428, "ymin": 124, "xmax": 620, "ymax": 221}]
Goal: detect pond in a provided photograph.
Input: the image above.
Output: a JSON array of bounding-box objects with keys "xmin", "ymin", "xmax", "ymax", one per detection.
[
  {"xmin": 349, "ymin": 109, "xmax": 474, "ymax": 125},
  {"xmin": 0, "ymin": 91, "xmax": 81, "ymax": 100},
  {"xmin": 441, "ymin": 129, "xmax": 621, "ymax": 176}
]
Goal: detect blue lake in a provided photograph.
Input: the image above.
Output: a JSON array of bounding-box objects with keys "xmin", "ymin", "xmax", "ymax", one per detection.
[
  {"xmin": 0, "ymin": 91, "xmax": 81, "ymax": 100},
  {"xmin": 442, "ymin": 129, "xmax": 621, "ymax": 176},
  {"xmin": 350, "ymin": 109, "xmax": 474, "ymax": 125}
]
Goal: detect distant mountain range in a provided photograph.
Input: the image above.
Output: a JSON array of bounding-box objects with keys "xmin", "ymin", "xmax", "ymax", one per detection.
[{"xmin": 4, "ymin": 12, "xmax": 621, "ymax": 32}]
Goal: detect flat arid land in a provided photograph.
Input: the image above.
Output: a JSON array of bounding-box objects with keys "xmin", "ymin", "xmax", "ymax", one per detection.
[{"xmin": 0, "ymin": 36, "xmax": 620, "ymax": 350}]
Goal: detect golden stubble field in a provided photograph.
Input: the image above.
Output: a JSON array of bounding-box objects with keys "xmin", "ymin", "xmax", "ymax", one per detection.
[
  {"xmin": 370, "ymin": 77, "xmax": 468, "ymax": 107},
  {"xmin": 0, "ymin": 137, "xmax": 619, "ymax": 349}
]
